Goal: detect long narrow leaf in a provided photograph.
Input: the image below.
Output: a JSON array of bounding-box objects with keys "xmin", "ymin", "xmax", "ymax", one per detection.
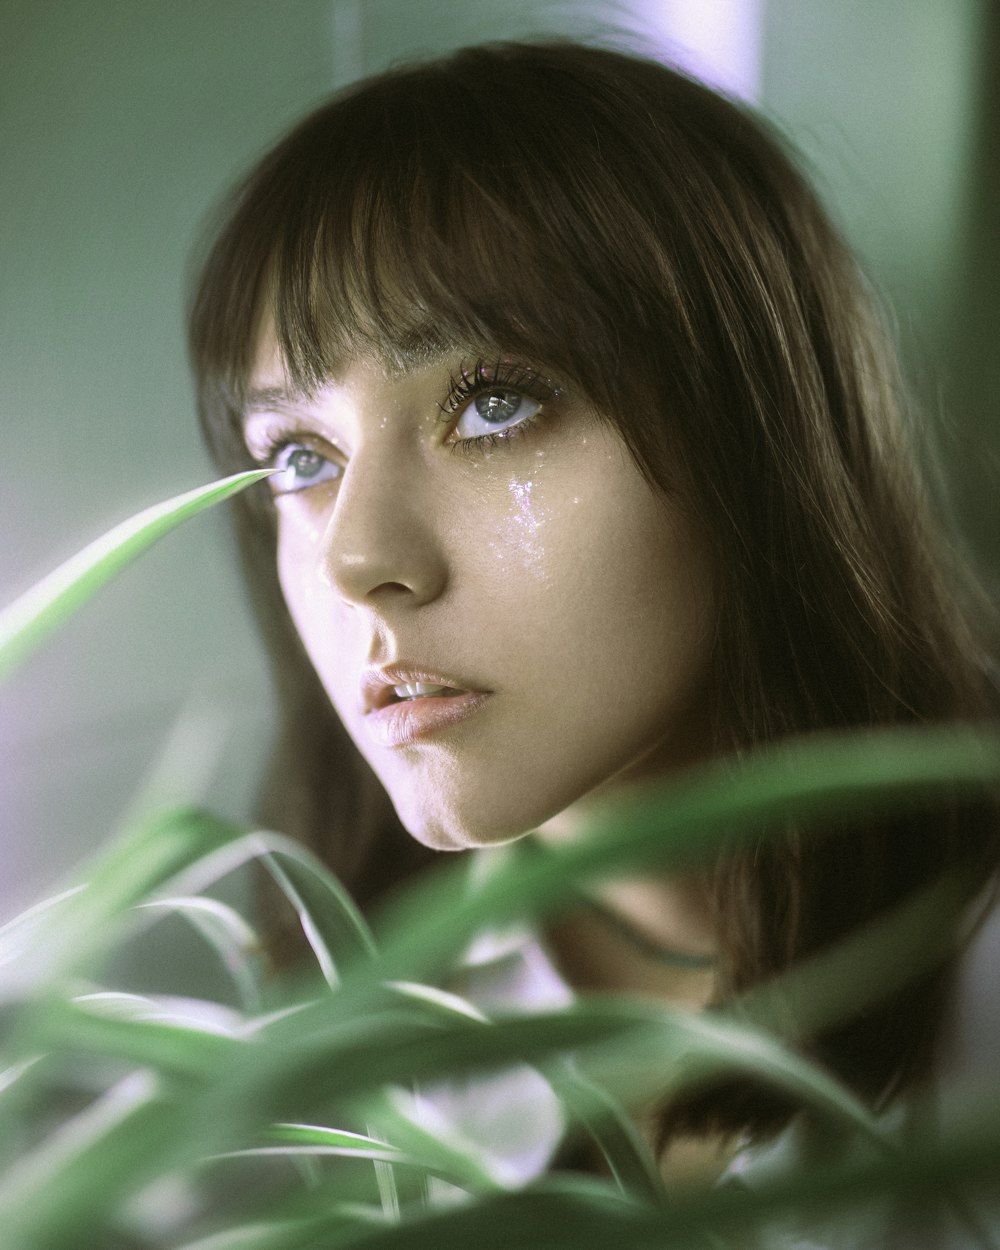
[
  {"xmin": 383, "ymin": 981, "xmax": 487, "ymax": 1024},
  {"xmin": 306, "ymin": 1175, "xmax": 673, "ymax": 1250},
  {"xmin": 0, "ymin": 808, "xmax": 244, "ymax": 999},
  {"xmin": 551, "ymin": 1065, "xmax": 666, "ymax": 1204},
  {"xmin": 218, "ymin": 1125, "xmax": 416, "ymax": 1168},
  {"xmin": 172, "ymin": 1207, "xmax": 388, "ymax": 1250},
  {"xmin": 36, "ymin": 995, "xmax": 241, "ymax": 1078},
  {"xmin": 0, "ymin": 468, "xmax": 271, "ymax": 682},
  {"xmin": 0, "ymin": 887, "xmax": 87, "ymax": 973},
  {"xmin": 73, "ymin": 989, "xmax": 248, "ymax": 1037},
  {"xmin": 260, "ymin": 848, "xmax": 377, "ymax": 987},
  {"xmin": 139, "ymin": 896, "xmax": 266, "ymax": 1012},
  {"xmin": 367, "ymin": 1090, "xmax": 507, "ymax": 1193},
  {"xmin": 0, "ymin": 1070, "xmax": 176, "ymax": 1249},
  {"xmin": 735, "ymin": 867, "xmax": 973, "ymax": 1043},
  {"xmin": 575, "ymin": 1004, "xmax": 885, "ymax": 1147}
]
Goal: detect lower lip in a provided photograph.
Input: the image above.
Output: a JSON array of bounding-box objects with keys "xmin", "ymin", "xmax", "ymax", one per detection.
[{"xmin": 364, "ymin": 692, "xmax": 490, "ymax": 748}]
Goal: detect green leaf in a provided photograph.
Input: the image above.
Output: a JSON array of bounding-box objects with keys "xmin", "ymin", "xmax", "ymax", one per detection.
[
  {"xmin": 0, "ymin": 886, "xmax": 87, "ymax": 976},
  {"xmin": 260, "ymin": 845, "xmax": 377, "ymax": 987},
  {"xmin": 311, "ymin": 1176, "xmax": 675, "ymax": 1250},
  {"xmin": 382, "ymin": 981, "xmax": 488, "ymax": 1024},
  {"xmin": 171, "ymin": 1206, "xmax": 387, "ymax": 1250},
  {"xmin": 573, "ymin": 1002, "xmax": 884, "ymax": 1146},
  {"xmin": 218, "ymin": 1124, "xmax": 416, "ymax": 1168},
  {"xmin": 72, "ymin": 989, "xmax": 247, "ymax": 1036},
  {"xmin": 641, "ymin": 1101, "xmax": 1000, "ymax": 1249},
  {"xmin": 550, "ymin": 1065, "xmax": 665, "ymax": 1204},
  {"xmin": 0, "ymin": 808, "xmax": 244, "ymax": 1000},
  {"xmin": 365, "ymin": 1122, "xmax": 401, "ymax": 1222},
  {"xmin": 366, "ymin": 1089, "xmax": 506, "ymax": 1193},
  {"xmin": 139, "ymin": 895, "xmax": 266, "ymax": 1012},
  {"xmin": 0, "ymin": 468, "xmax": 272, "ymax": 683},
  {"xmin": 0, "ymin": 1055, "xmax": 42, "ymax": 1099},
  {"xmin": 0, "ymin": 1070, "xmax": 179, "ymax": 1249},
  {"xmin": 735, "ymin": 867, "xmax": 974, "ymax": 1043},
  {"xmin": 176, "ymin": 1177, "xmax": 651, "ymax": 1250},
  {"xmin": 39, "ymin": 994, "xmax": 242, "ymax": 1077},
  {"xmin": 184, "ymin": 996, "xmax": 633, "ymax": 1142}
]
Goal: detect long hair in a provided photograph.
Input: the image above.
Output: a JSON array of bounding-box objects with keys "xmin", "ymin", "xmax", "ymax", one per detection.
[{"xmin": 188, "ymin": 40, "xmax": 998, "ymax": 1137}]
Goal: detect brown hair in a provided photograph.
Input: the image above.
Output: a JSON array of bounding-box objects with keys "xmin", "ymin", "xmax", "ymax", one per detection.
[{"xmin": 188, "ymin": 40, "xmax": 998, "ymax": 1138}]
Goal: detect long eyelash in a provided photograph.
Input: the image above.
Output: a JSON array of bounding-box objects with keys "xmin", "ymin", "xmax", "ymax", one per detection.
[
  {"xmin": 244, "ymin": 424, "xmax": 341, "ymax": 498},
  {"xmin": 245, "ymin": 423, "xmax": 321, "ymax": 468},
  {"xmin": 246, "ymin": 432, "xmax": 286, "ymax": 468},
  {"xmin": 439, "ymin": 355, "xmax": 559, "ymax": 456},
  {"xmin": 446, "ymin": 421, "xmax": 540, "ymax": 457},
  {"xmin": 439, "ymin": 355, "xmax": 558, "ymax": 416}
]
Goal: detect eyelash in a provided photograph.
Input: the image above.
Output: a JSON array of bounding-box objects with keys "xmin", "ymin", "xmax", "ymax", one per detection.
[
  {"xmin": 247, "ymin": 356, "xmax": 559, "ymax": 487},
  {"xmin": 249, "ymin": 429, "xmax": 342, "ymax": 495},
  {"xmin": 440, "ymin": 356, "xmax": 557, "ymax": 455}
]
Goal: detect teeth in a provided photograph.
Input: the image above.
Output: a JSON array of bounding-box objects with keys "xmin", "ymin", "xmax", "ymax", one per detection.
[{"xmin": 392, "ymin": 681, "xmax": 453, "ymax": 700}]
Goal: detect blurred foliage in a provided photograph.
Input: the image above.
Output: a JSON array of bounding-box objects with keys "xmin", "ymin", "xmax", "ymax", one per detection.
[{"xmin": 1, "ymin": 475, "xmax": 999, "ymax": 1248}]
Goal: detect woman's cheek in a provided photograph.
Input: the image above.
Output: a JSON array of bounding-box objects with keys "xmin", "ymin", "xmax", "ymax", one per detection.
[
  {"xmin": 276, "ymin": 508, "xmax": 326, "ymax": 624},
  {"xmin": 482, "ymin": 462, "xmax": 559, "ymax": 589}
]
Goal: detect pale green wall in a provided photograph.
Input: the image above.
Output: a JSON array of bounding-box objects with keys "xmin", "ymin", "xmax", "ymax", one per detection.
[
  {"xmin": 1, "ymin": 0, "xmax": 338, "ymax": 914},
  {"xmin": 764, "ymin": 0, "xmax": 977, "ymax": 340},
  {"xmin": 2, "ymin": 0, "xmax": 994, "ymax": 922},
  {"xmin": 761, "ymin": 0, "xmax": 997, "ymax": 571}
]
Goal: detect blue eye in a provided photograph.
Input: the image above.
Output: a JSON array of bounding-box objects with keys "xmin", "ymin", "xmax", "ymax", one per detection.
[
  {"xmin": 271, "ymin": 443, "xmax": 343, "ymax": 494},
  {"xmin": 453, "ymin": 388, "xmax": 542, "ymax": 441}
]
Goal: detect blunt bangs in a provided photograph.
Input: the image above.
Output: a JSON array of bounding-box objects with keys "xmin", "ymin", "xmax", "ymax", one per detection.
[{"xmin": 189, "ymin": 42, "xmax": 737, "ymax": 462}]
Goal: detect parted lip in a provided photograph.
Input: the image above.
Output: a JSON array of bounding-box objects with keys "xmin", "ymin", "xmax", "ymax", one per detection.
[{"xmin": 361, "ymin": 664, "xmax": 485, "ymax": 713}]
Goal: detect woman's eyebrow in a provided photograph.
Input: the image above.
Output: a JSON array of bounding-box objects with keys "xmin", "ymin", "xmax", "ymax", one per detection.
[{"xmin": 241, "ymin": 386, "xmax": 312, "ymax": 419}]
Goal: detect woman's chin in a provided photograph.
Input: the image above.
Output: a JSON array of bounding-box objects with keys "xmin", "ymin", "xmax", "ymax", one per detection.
[
  {"xmin": 398, "ymin": 810, "xmax": 535, "ymax": 853},
  {"xmin": 388, "ymin": 787, "xmax": 554, "ymax": 853}
]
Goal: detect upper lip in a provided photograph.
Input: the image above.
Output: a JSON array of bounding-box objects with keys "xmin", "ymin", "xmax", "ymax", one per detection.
[{"xmin": 361, "ymin": 664, "xmax": 485, "ymax": 713}]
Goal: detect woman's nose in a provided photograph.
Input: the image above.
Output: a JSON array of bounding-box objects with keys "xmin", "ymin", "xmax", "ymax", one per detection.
[{"xmin": 317, "ymin": 452, "xmax": 449, "ymax": 607}]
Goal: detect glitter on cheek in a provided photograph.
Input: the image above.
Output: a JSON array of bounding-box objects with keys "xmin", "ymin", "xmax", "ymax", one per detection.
[{"xmin": 484, "ymin": 471, "xmax": 554, "ymax": 587}]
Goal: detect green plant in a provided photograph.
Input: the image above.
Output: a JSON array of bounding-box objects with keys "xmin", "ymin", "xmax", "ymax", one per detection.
[{"xmin": 1, "ymin": 475, "xmax": 998, "ymax": 1249}]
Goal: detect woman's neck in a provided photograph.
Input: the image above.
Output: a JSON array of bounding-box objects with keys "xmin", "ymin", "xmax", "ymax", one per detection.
[
  {"xmin": 540, "ymin": 869, "xmax": 718, "ymax": 1008},
  {"xmin": 534, "ymin": 796, "xmax": 719, "ymax": 1008}
]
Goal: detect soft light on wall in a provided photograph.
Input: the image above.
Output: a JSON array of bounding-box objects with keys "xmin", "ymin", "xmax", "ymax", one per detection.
[{"xmin": 625, "ymin": 0, "xmax": 761, "ymax": 99}]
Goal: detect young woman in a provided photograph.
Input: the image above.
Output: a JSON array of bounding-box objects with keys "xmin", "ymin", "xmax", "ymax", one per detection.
[{"xmin": 187, "ymin": 37, "xmax": 998, "ymax": 1214}]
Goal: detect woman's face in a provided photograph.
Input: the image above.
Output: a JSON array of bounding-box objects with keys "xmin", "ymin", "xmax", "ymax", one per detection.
[{"xmin": 244, "ymin": 332, "xmax": 716, "ymax": 850}]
